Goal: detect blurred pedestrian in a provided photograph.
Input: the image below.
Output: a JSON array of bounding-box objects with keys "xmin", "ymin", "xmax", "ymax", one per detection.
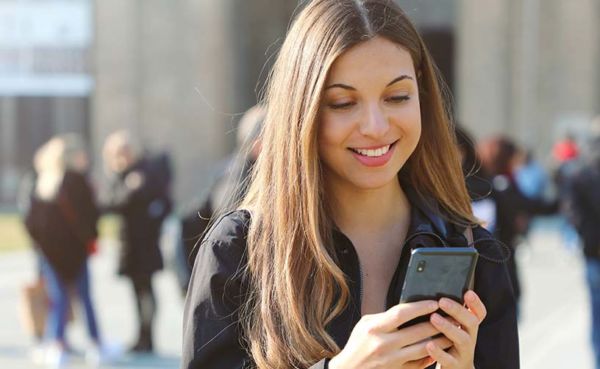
[
  {"xmin": 477, "ymin": 136, "xmax": 557, "ymax": 312},
  {"xmin": 552, "ymin": 133, "xmax": 582, "ymax": 252},
  {"xmin": 23, "ymin": 134, "xmax": 104, "ymax": 367},
  {"xmin": 182, "ymin": 1, "xmax": 519, "ymax": 368},
  {"xmin": 455, "ymin": 125, "xmax": 497, "ymax": 232},
  {"xmin": 565, "ymin": 124, "xmax": 600, "ymax": 369},
  {"xmin": 553, "ymin": 133, "xmax": 579, "ymax": 165},
  {"xmin": 513, "ymin": 148, "xmax": 549, "ymax": 201},
  {"xmin": 176, "ymin": 104, "xmax": 264, "ymax": 295},
  {"xmin": 102, "ymin": 130, "xmax": 172, "ymax": 353}
]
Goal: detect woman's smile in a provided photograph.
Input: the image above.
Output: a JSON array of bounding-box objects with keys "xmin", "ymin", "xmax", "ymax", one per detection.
[{"xmin": 348, "ymin": 140, "xmax": 398, "ymax": 167}]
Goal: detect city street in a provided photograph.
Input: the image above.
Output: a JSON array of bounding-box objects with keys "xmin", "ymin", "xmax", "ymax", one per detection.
[{"xmin": 0, "ymin": 217, "xmax": 594, "ymax": 368}]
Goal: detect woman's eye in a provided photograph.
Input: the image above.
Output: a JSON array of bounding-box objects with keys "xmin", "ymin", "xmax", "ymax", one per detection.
[
  {"xmin": 386, "ymin": 95, "xmax": 410, "ymax": 103},
  {"xmin": 328, "ymin": 101, "xmax": 355, "ymax": 110}
]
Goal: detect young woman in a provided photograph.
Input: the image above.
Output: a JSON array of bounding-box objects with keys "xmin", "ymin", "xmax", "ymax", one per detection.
[{"xmin": 182, "ymin": 1, "xmax": 519, "ymax": 368}]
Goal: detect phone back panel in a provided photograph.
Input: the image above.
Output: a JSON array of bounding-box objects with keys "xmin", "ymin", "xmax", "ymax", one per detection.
[{"xmin": 400, "ymin": 247, "xmax": 478, "ymax": 304}]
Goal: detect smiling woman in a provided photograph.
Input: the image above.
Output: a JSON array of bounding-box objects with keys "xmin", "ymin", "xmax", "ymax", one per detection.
[
  {"xmin": 182, "ymin": 1, "xmax": 519, "ymax": 369},
  {"xmin": 319, "ymin": 37, "xmax": 421, "ymax": 191}
]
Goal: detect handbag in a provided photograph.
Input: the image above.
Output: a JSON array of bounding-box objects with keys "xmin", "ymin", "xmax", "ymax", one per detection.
[
  {"xmin": 18, "ymin": 277, "xmax": 77, "ymax": 339},
  {"xmin": 18, "ymin": 278, "xmax": 48, "ymax": 339}
]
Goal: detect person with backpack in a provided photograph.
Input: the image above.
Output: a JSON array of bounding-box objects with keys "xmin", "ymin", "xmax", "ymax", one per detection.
[{"xmin": 102, "ymin": 130, "xmax": 172, "ymax": 353}]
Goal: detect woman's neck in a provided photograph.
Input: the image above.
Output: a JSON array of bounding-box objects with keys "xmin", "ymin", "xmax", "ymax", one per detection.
[{"xmin": 327, "ymin": 177, "xmax": 410, "ymax": 237}]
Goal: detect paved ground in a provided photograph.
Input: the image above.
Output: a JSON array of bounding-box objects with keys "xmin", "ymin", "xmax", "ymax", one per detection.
[
  {"xmin": 0, "ymin": 239, "xmax": 183, "ymax": 369},
  {"xmin": 517, "ymin": 218, "xmax": 594, "ymax": 369},
  {"xmin": 0, "ymin": 217, "xmax": 594, "ymax": 368}
]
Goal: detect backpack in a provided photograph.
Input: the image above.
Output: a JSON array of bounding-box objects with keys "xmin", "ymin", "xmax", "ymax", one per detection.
[{"xmin": 146, "ymin": 152, "xmax": 174, "ymax": 219}]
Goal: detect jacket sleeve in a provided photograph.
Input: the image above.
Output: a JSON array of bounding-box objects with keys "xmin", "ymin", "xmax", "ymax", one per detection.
[
  {"xmin": 472, "ymin": 229, "xmax": 520, "ymax": 369},
  {"xmin": 181, "ymin": 213, "xmax": 252, "ymax": 369}
]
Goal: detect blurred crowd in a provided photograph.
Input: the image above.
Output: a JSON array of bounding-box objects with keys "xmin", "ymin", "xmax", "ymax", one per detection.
[
  {"xmin": 20, "ymin": 130, "xmax": 173, "ymax": 367},
  {"xmin": 457, "ymin": 117, "xmax": 600, "ymax": 368},
  {"xmin": 16, "ymin": 105, "xmax": 264, "ymax": 368},
  {"xmin": 15, "ymin": 109, "xmax": 600, "ymax": 368}
]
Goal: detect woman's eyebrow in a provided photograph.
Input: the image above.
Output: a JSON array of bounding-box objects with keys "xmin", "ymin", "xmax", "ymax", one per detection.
[
  {"xmin": 324, "ymin": 75, "xmax": 414, "ymax": 91},
  {"xmin": 324, "ymin": 83, "xmax": 356, "ymax": 91},
  {"xmin": 386, "ymin": 75, "xmax": 413, "ymax": 87}
]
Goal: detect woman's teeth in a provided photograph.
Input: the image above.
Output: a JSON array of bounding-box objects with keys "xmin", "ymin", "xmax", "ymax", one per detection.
[{"xmin": 352, "ymin": 144, "xmax": 391, "ymax": 157}]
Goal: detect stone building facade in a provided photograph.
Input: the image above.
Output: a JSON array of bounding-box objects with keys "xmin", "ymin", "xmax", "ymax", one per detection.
[{"xmin": 1, "ymin": 0, "xmax": 599, "ymax": 206}]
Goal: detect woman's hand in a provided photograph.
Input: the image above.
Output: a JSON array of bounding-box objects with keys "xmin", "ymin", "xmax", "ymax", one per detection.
[
  {"xmin": 329, "ymin": 300, "xmax": 453, "ymax": 369},
  {"xmin": 426, "ymin": 291, "xmax": 487, "ymax": 369}
]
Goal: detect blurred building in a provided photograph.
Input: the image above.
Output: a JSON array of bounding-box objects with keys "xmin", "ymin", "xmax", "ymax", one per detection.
[
  {"xmin": 92, "ymin": 0, "xmax": 298, "ymax": 207},
  {"xmin": 0, "ymin": 0, "xmax": 92, "ymax": 205},
  {"xmin": 1, "ymin": 0, "xmax": 599, "ymax": 207},
  {"xmin": 456, "ymin": 0, "xmax": 600, "ymax": 154}
]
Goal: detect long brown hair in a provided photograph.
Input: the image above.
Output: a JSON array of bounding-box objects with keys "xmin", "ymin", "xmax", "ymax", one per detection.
[{"xmin": 239, "ymin": 1, "xmax": 476, "ymax": 367}]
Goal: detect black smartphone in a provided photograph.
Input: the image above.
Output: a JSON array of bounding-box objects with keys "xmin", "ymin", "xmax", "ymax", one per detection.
[{"xmin": 398, "ymin": 247, "xmax": 478, "ymax": 328}]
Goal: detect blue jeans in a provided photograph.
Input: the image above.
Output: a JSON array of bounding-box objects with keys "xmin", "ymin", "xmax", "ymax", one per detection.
[
  {"xmin": 586, "ymin": 258, "xmax": 600, "ymax": 369},
  {"xmin": 41, "ymin": 258, "xmax": 100, "ymax": 344}
]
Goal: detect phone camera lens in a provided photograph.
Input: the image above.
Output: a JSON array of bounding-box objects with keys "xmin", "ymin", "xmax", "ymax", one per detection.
[{"xmin": 417, "ymin": 261, "xmax": 426, "ymax": 272}]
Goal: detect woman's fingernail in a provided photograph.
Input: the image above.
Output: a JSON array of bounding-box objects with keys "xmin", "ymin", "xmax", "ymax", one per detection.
[{"xmin": 439, "ymin": 298, "xmax": 451, "ymax": 309}]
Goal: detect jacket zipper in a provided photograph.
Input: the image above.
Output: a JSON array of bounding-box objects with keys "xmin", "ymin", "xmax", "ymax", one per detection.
[{"xmin": 358, "ymin": 262, "xmax": 364, "ymax": 306}]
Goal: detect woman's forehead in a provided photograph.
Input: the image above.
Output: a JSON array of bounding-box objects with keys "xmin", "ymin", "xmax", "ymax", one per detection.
[{"xmin": 325, "ymin": 37, "xmax": 416, "ymax": 85}]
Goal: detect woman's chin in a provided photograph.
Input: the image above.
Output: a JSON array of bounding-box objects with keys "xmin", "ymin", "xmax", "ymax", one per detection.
[{"xmin": 345, "ymin": 173, "xmax": 400, "ymax": 192}]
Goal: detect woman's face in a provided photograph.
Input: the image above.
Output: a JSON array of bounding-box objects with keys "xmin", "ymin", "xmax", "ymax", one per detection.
[{"xmin": 318, "ymin": 36, "xmax": 421, "ymax": 192}]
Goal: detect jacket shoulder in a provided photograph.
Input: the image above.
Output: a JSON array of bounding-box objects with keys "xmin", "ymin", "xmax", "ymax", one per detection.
[
  {"xmin": 201, "ymin": 209, "xmax": 251, "ymax": 249},
  {"xmin": 191, "ymin": 209, "xmax": 252, "ymax": 279},
  {"xmin": 182, "ymin": 209, "xmax": 253, "ymax": 369}
]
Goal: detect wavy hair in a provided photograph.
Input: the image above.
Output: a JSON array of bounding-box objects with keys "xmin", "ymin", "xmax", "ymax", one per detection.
[{"xmin": 239, "ymin": 1, "xmax": 476, "ymax": 367}]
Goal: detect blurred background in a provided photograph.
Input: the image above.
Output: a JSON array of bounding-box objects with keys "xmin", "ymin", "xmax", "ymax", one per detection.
[
  {"xmin": 0, "ymin": 0, "xmax": 598, "ymax": 206},
  {"xmin": 0, "ymin": 0, "xmax": 599, "ymax": 368}
]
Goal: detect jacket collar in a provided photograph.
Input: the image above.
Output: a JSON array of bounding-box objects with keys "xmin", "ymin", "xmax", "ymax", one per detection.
[{"xmin": 403, "ymin": 184, "xmax": 448, "ymax": 239}]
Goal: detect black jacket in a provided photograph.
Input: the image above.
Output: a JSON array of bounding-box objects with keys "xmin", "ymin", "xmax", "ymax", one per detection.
[
  {"xmin": 24, "ymin": 171, "xmax": 99, "ymax": 282},
  {"xmin": 182, "ymin": 189, "xmax": 519, "ymax": 369},
  {"xmin": 104, "ymin": 158, "xmax": 169, "ymax": 277}
]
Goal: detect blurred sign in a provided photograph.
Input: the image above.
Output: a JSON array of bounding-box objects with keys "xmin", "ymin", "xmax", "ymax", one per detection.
[{"xmin": 0, "ymin": 0, "xmax": 92, "ymax": 96}]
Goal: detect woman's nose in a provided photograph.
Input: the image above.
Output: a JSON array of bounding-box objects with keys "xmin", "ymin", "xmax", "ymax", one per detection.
[{"xmin": 359, "ymin": 103, "xmax": 390, "ymax": 138}]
